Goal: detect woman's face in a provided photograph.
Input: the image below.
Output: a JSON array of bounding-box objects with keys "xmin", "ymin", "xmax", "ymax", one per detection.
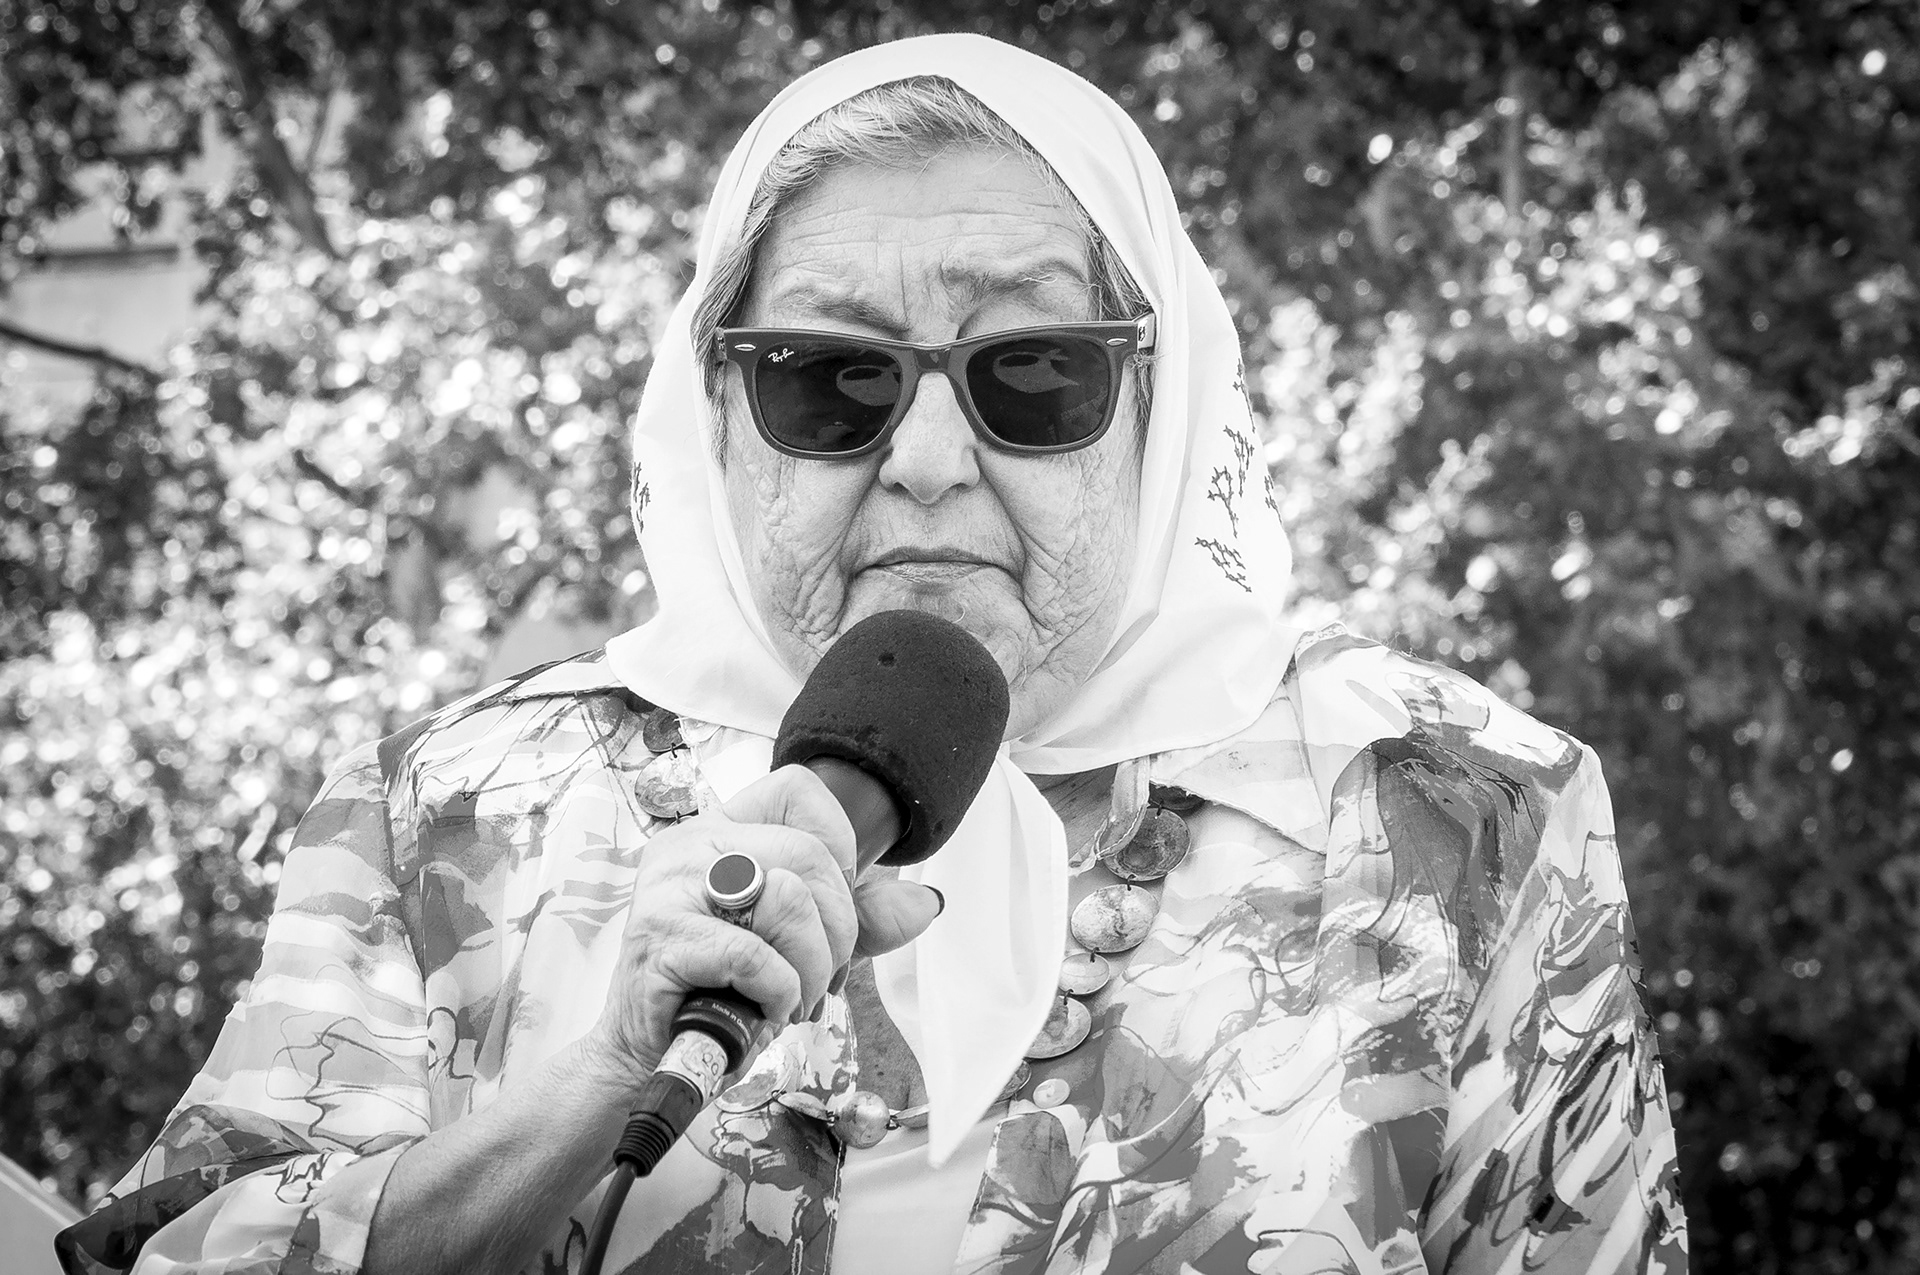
[{"xmin": 720, "ymin": 146, "xmax": 1143, "ymax": 739}]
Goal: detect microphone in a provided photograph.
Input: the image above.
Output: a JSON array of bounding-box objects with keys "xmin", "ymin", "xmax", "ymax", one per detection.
[
  {"xmin": 772, "ymin": 607, "xmax": 1011, "ymax": 868},
  {"xmin": 584, "ymin": 611, "xmax": 1009, "ymax": 1269}
]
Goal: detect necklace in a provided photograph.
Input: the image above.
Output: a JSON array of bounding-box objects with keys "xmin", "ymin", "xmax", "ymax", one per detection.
[{"xmin": 1023, "ymin": 756, "xmax": 1201, "ymax": 1065}]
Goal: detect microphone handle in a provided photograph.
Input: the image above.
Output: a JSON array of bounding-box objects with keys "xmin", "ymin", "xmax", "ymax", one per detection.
[
  {"xmin": 805, "ymin": 756, "xmax": 905, "ymax": 873},
  {"xmin": 585, "ymin": 756, "xmax": 905, "ymax": 1273},
  {"xmin": 613, "ymin": 988, "xmax": 760, "ymax": 1175}
]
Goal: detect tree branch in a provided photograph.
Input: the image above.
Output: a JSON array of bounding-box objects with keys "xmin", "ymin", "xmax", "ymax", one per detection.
[
  {"xmin": 0, "ymin": 318, "xmax": 162, "ymax": 382},
  {"xmin": 302, "ymin": 53, "xmax": 343, "ymax": 173},
  {"xmin": 196, "ymin": 0, "xmax": 339, "ymax": 260},
  {"xmin": 1501, "ymin": 63, "xmax": 1528, "ymax": 216},
  {"xmin": 290, "ymin": 447, "xmax": 365, "ymax": 504}
]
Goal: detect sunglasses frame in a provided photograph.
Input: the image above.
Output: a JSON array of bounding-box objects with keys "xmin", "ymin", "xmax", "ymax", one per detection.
[{"xmin": 714, "ymin": 315, "xmax": 1157, "ymax": 460}]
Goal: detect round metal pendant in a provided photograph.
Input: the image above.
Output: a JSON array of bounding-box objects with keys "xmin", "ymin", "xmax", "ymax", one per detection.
[
  {"xmin": 1148, "ymin": 783, "xmax": 1205, "ymax": 814},
  {"xmin": 642, "ymin": 707, "xmax": 685, "ymax": 754},
  {"xmin": 833, "ymin": 1090, "xmax": 893, "ymax": 1149},
  {"xmin": 1024, "ymin": 996, "xmax": 1092, "ymax": 1060},
  {"xmin": 636, "ymin": 748, "xmax": 700, "ymax": 819},
  {"xmin": 1057, "ymin": 951, "xmax": 1112, "ymax": 997},
  {"xmin": 1105, "ymin": 807, "xmax": 1192, "ymax": 883},
  {"xmin": 1070, "ymin": 884, "xmax": 1159, "ymax": 954},
  {"xmin": 1032, "ymin": 1078, "xmax": 1071, "ymax": 1109},
  {"xmin": 996, "ymin": 1061, "xmax": 1032, "ymax": 1103}
]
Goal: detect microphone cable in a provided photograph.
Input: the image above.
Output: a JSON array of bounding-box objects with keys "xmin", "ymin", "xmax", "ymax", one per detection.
[{"xmin": 580, "ymin": 856, "xmax": 765, "ymax": 1275}]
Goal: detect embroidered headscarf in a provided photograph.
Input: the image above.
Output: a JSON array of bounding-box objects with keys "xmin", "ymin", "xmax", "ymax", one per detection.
[{"xmin": 606, "ymin": 33, "xmax": 1299, "ymax": 1164}]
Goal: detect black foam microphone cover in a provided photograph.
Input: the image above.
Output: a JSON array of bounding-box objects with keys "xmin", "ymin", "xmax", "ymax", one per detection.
[{"xmin": 772, "ymin": 609, "xmax": 1010, "ymax": 865}]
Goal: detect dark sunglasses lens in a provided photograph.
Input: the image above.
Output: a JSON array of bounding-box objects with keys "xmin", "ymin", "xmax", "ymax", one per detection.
[
  {"xmin": 965, "ymin": 334, "xmax": 1115, "ymax": 448},
  {"xmin": 752, "ymin": 340, "xmax": 903, "ymax": 453}
]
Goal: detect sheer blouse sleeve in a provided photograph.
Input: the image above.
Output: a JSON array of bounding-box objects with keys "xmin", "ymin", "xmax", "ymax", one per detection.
[
  {"xmin": 1420, "ymin": 745, "xmax": 1689, "ymax": 1274},
  {"xmin": 57, "ymin": 742, "xmax": 430, "ymax": 1275}
]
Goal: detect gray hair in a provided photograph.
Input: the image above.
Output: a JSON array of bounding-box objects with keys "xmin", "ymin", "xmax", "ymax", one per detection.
[{"xmin": 692, "ymin": 75, "xmax": 1154, "ymax": 458}]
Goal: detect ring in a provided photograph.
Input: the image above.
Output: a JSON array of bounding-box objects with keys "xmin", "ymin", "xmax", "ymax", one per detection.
[{"xmin": 706, "ymin": 852, "xmax": 765, "ymax": 930}]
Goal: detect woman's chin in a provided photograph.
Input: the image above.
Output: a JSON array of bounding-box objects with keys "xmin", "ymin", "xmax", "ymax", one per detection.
[{"xmin": 840, "ymin": 575, "xmax": 1030, "ymax": 688}]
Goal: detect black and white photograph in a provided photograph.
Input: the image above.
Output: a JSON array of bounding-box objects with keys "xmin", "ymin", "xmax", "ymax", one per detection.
[{"xmin": 2, "ymin": 3, "xmax": 1915, "ymax": 1272}]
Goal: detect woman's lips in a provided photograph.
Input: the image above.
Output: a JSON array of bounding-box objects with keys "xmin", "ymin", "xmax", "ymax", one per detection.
[
  {"xmin": 872, "ymin": 560, "xmax": 989, "ymax": 582},
  {"xmin": 864, "ymin": 548, "xmax": 1001, "ymax": 583}
]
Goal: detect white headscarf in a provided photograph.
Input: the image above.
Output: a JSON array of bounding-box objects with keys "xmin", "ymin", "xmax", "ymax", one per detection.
[{"xmin": 606, "ymin": 33, "xmax": 1300, "ymax": 1165}]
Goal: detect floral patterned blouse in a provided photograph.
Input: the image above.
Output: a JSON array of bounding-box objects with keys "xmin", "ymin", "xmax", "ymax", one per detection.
[{"xmin": 57, "ymin": 627, "xmax": 1688, "ymax": 1274}]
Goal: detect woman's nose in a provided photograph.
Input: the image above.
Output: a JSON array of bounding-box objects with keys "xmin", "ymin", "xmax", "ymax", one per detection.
[{"xmin": 876, "ymin": 372, "xmax": 981, "ymax": 504}]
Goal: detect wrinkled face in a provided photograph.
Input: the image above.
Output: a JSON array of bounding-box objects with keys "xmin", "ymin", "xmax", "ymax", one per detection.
[{"xmin": 720, "ymin": 146, "xmax": 1144, "ymax": 738}]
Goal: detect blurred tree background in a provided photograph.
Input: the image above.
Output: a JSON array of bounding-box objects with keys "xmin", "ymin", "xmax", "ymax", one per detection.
[{"xmin": 2, "ymin": 0, "xmax": 1916, "ymax": 1268}]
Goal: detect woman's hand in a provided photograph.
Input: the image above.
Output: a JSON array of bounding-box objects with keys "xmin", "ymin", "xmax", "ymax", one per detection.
[
  {"xmin": 583, "ymin": 764, "xmax": 943, "ymax": 1084},
  {"xmin": 375, "ymin": 765, "xmax": 945, "ymax": 1275}
]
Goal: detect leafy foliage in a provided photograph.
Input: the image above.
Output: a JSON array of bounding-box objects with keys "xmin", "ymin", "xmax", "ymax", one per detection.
[{"xmin": 3, "ymin": 2, "xmax": 1917, "ymax": 1269}]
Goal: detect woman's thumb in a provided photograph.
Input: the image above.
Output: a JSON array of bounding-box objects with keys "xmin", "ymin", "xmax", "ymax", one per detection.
[{"xmin": 850, "ymin": 879, "xmax": 945, "ymax": 957}]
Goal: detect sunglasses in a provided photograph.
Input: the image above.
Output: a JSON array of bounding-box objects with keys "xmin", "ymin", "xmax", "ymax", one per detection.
[{"xmin": 715, "ymin": 316, "xmax": 1156, "ymax": 459}]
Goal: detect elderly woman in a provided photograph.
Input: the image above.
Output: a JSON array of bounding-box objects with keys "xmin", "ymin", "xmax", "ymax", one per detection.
[{"xmin": 59, "ymin": 34, "xmax": 1685, "ymax": 1275}]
